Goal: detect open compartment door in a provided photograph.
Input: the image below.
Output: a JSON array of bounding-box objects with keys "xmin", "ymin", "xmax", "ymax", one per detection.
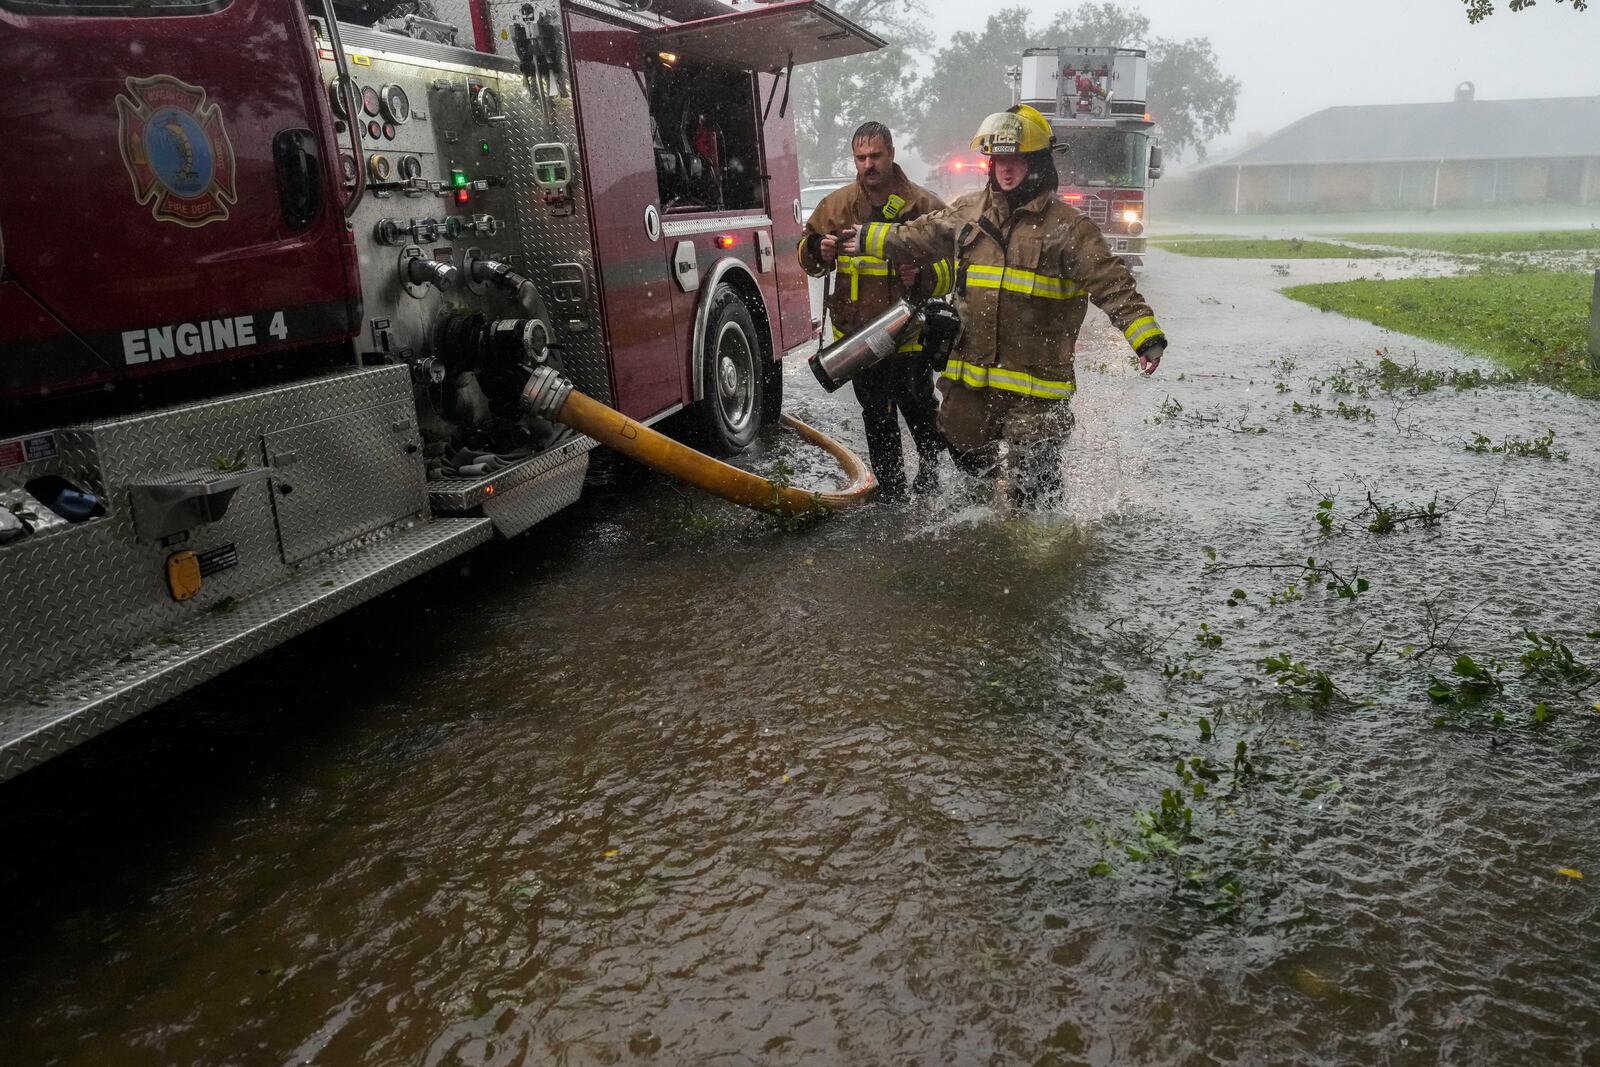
[{"xmin": 645, "ymin": 0, "xmax": 884, "ymax": 72}]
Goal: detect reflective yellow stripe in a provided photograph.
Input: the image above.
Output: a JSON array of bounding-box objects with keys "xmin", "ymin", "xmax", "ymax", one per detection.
[
  {"xmin": 930, "ymin": 259, "xmax": 954, "ymax": 298},
  {"xmin": 835, "ymin": 254, "xmax": 889, "ymax": 301},
  {"xmin": 940, "ymin": 360, "xmax": 1075, "ymax": 400},
  {"xmin": 836, "ymin": 255, "xmax": 890, "ymax": 275},
  {"xmin": 863, "ymin": 221, "xmax": 891, "ymax": 260},
  {"xmin": 1124, "ymin": 316, "xmax": 1165, "ymax": 349},
  {"xmin": 964, "ymin": 264, "xmax": 1085, "ymax": 300}
]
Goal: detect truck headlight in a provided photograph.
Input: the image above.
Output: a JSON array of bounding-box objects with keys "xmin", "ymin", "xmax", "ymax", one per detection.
[{"xmin": 1121, "ymin": 208, "xmax": 1141, "ymax": 224}]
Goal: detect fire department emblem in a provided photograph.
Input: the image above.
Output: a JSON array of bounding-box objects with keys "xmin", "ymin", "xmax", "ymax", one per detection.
[{"xmin": 115, "ymin": 75, "xmax": 237, "ymax": 227}]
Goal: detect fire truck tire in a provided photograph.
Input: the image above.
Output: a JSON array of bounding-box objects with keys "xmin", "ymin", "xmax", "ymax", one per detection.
[
  {"xmin": 695, "ymin": 285, "xmax": 764, "ymax": 455},
  {"xmin": 760, "ymin": 346, "xmax": 784, "ymax": 426}
]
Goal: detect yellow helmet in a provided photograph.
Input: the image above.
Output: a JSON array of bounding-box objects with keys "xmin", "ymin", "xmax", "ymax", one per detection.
[{"xmin": 970, "ymin": 104, "xmax": 1053, "ymax": 156}]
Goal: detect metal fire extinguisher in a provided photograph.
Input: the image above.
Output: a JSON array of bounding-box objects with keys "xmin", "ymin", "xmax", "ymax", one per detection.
[
  {"xmin": 808, "ymin": 299, "xmax": 917, "ymax": 393},
  {"xmin": 808, "ymin": 299, "xmax": 961, "ymax": 393}
]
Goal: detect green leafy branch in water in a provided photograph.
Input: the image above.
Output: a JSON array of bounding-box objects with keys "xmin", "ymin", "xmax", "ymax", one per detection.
[
  {"xmin": 1429, "ymin": 629, "xmax": 1600, "ymax": 735},
  {"xmin": 1464, "ymin": 428, "xmax": 1569, "ymax": 461},
  {"xmin": 761, "ymin": 459, "xmax": 829, "ymax": 531},
  {"xmin": 1520, "ymin": 629, "xmax": 1596, "ymax": 691},
  {"xmin": 1291, "ymin": 399, "xmax": 1376, "ymax": 422},
  {"xmin": 1312, "ymin": 489, "xmax": 1485, "ymax": 536},
  {"xmin": 1152, "ymin": 395, "xmax": 1268, "ymax": 435},
  {"xmin": 1261, "ymin": 652, "xmax": 1353, "ymax": 711},
  {"xmin": 1206, "ymin": 555, "xmax": 1371, "ymax": 602},
  {"xmin": 1368, "ymin": 351, "xmax": 1518, "ymax": 395},
  {"xmin": 1090, "ymin": 734, "xmax": 1262, "ymax": 915}
]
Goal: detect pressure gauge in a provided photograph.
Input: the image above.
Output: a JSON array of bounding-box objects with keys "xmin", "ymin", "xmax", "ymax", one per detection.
[
  {"xmin": 368, "ymin": 154, "xmax": 392, "ymax": 182},
  {"xmin": 339, "ymin": 152, "xmax": 358, "ymax": 186},
  {"xmin": 397, "ymin": 154, "xmax": 423, "ymax": 181},
  {"xmin": 328, "ymin": 78, "xmax": 351, "ymax": 120},
  {"xmin": 361, "ymin": 85, "xmax": 381, "ymax": 117},
  {"xmin": 380, "ymin": 84, "xmax": 411, "ymax": 125}
]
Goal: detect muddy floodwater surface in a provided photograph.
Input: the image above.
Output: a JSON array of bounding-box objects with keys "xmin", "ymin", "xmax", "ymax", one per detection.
[{"xmin": 2, "ymin": 251, "xmax": 1598, "ymax": 1065}]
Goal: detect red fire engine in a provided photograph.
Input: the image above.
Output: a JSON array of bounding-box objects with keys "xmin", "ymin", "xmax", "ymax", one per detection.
[
  {"xmin": 1019, "ymin": 46, "xmax": 1164, "ymax": 267},
  {"xmin": 926, "ymin": 153, "xmax": 989, "ymax": 202},
  {"xmin": 0, "ymin": 0, "xmax": 880, "ymax": 780}
]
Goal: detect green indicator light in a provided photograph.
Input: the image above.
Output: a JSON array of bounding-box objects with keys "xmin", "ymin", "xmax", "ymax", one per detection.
[
  {"xmin": 480, "ymin": 140, "xmax": 491, "ymax": 155},
  {"xmin": 452, "ymin": 170, "xmax": 467, "ymax": 187}
]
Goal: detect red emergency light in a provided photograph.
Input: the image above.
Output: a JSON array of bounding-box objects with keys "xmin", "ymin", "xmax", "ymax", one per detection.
[
  {"xmin": 949, "ymin": 158, "xmax": 989, "ymax": 172},
  {"xmin": 714, "ymin": 234, "xmax": 736, "ymax": 249},
  {"xmin": 1062, "ymin": 193, "xmax": 1084, "ymax": 201}
]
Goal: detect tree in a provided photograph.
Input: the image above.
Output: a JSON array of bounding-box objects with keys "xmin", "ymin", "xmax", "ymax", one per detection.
[
  {"xmin": 1462, "ymin": 0, "xmax": 1586, "ymax": 20},
  {"xmin": 904, "ymin": 7, "xmax": 1035, "ymax": 166},
  {"xmin": 790, "ymin": 0, "xmax": 928, "ymax": 179},
  {"xmin": 1145, "ymin": 38, "xmax": 1238, "ymax": 162},
  {"xmin": 909, "ymin": 4, "xmax": 1239, "ymax": 164}
]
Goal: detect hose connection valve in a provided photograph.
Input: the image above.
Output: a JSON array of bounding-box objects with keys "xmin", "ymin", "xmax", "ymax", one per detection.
[
  {"xmin": 405, "ymin": 256, "xmax": 460, "ymax": 292},
  {"xmin": 519, "ymin": 364, "xmax": 573, "ymax": 421}
]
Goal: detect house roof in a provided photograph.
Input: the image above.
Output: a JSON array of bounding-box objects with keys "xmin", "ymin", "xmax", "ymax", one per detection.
[{"xmin": 1214, "ymin": 95, "xmax": 1600, "ymax": 168}]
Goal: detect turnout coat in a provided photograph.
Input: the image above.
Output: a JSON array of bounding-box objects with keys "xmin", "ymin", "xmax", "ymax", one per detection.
[
  {"xmin": 798, "ymin": 164, "xmax": 954, "ymax": 349},
  {"xmin": 861, "ymin": 186, "xmax": 1166, "ymax": 451}
]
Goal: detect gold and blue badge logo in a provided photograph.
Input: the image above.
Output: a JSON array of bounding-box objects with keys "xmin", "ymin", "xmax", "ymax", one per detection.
[{"xmin": 115, "ymin": 75, "xmax": 237, "ymax": 227}]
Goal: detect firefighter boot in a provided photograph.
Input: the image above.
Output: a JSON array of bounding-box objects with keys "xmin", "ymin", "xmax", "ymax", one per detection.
[
  {"xmin": 899, "ymin": 356, "xmax": 945, "ymax": 495},
  {"xmin": 855, "ymin": 364, "xmax": 909, "ymax": 500}
]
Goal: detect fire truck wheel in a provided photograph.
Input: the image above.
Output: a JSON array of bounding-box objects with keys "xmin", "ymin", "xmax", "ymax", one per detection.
[
  {"xmin": 760, "ymin": 345, "xmax": 784, "ymax": 425},
  {"xmin": 696, "ymin": 285, "xmax": 764, "ymax": 455}
]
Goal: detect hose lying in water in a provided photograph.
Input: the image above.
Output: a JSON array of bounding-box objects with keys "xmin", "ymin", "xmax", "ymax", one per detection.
[{"xmin": 520, "ymin": 366, "xmax": 876, "ymax": 514}]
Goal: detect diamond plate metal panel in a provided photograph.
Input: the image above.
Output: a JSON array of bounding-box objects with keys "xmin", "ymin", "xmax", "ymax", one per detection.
[
  {"xmin": 0, "ymin": 516, "xmax": 492, "ymax": 783},
  {"xmin": 0, "ymin": 488, "xmax": 70, "ymax": 538},
  {"xmin": 0, "ymin": 366, "xmax": 424, "ymax": 697},
  {"xmin": 429, "ymin": 432, "xmax": 596, "ymax": 511},
  {"xmin": 265, "ymin": 401, "xmax": 424, "ymax": 562},
  {"xmin": 488, "ymin": 0, "xmax": 614, "ymax": 405},
  {"xmin": 482, "ymin": 450, "xmax": 588, "ymax": 537}
]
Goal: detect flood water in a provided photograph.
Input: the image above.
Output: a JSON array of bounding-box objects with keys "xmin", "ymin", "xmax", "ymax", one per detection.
[{"xmin": 3, "ymin": 250, "xmax": 1598, "ymax": 1065}]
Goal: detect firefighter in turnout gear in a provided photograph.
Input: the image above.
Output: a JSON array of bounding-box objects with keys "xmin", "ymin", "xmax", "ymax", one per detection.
[
  {"xmin": 799, "ymin": 122, "xmax": 956, "ymax": 498},
  {"xmin": 844, "ymin": 105, "xmax": 1168, "ymax": 507}
]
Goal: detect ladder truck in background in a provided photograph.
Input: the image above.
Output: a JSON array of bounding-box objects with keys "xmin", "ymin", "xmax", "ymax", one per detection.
[{"xmin": 1019, "ymin": 46, "xmax": 1164, "ymax": 267}]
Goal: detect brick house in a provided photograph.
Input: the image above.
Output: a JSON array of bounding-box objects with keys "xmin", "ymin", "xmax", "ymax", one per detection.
[{"xmin": 1191, "ymin": 84, "xmax": 1600, "ymax": 213}]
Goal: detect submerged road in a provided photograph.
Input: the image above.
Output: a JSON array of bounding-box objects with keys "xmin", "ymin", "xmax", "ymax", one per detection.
[{"xmin": 2, "ymin": 250, "xmax": 1597, "ymax": 1064}]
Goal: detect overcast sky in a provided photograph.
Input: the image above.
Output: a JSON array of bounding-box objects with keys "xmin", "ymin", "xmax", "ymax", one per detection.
[{"xmin": 917, "ymin": 0, "xmax": 1600, "ymax": 159}]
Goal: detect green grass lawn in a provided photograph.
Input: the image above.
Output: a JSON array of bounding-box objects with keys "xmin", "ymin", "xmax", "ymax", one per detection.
[
  {"xmin": 1154, "ymin": 238, "xmax": 1387, "ymax": 259},
  {"xmin": 1332, "ymin": 230, "xmax": 1600, "ymax": 255},
  {"xmin": 1283, "ymin": 271, "xmax": 1600, "ymax": 397},
  {"xmin": 1147, "ymin": 233, "xmax": 1240, "ymax": 242}
]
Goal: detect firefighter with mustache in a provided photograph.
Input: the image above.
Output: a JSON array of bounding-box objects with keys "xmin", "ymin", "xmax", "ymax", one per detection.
[
  {"xmin": 799, "ymin": 121, "xmax": 955, "ymax": 499},
  {"xmin": 843, "ymin": 105, "xmax": 1168, "ymax": 508}
]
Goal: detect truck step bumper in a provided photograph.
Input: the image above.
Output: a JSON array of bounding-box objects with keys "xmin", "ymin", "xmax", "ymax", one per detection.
[{"xmin": 0, "ymin": 516, "xmax": 492, "ymax": 783}]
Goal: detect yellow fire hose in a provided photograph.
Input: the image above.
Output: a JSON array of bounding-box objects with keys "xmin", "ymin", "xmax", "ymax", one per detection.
[{"xmin": 521, "ymin": 367, "xmax": 876, "ymax": 514}]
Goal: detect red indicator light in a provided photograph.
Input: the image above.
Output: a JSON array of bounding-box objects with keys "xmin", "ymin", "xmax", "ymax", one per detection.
[
  {"xmin": 456, "ymin": 189, "xmax": 470, "ymax": 204},
  {"xmin": 318, "ymin": 48, "xmax": 334, "ymax": 60},
  {"xmin": 714, "ymin": 234, "xmax": 735, "ymax": 249},
  {"xmin": 485, "ymin": 483, "xmax": 496, "ymax": 496}
]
